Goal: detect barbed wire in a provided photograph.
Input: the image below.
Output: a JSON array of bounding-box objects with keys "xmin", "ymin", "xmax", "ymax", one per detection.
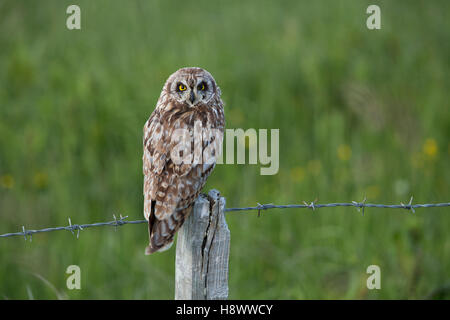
[{"xmin": 0, "ymin": 197, "xmax": 449, "ymax": 240}]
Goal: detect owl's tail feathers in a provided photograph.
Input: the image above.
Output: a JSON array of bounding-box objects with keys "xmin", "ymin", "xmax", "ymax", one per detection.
[
  {"xmin": 144, "ymin": 206, "xmax": 193, "ymax": 255},
  {"xmin": 144, "ymin": 218, "xmax": 176, "ymax": 255},
  {"xmin": 145, "ymin": 238, "xmax": 174, "ymax": 255}
]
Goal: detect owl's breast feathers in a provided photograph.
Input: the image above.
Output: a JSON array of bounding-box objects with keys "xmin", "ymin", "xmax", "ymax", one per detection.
[{"xmin": 143, "ymin": 99, "xmax": 224, "ymax": 254}]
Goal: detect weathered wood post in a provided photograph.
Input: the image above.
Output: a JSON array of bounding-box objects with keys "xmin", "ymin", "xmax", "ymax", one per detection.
[{"xmin": 175, "ymin": 189, "xmax": 230, "ymax": 300}]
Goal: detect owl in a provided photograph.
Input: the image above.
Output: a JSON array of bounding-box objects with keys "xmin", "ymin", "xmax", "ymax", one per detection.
[{"xmin": 143, "ymin": 67, "xmax": 225, "ymax": 255}]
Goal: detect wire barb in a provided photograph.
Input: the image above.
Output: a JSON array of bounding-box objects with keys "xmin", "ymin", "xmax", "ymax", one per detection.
[
  {"xmin": 352, "ymin": 196, "xmax": 367, "ymax": 216},
  {"xmin": 401, "ymin": 196, "xmax": 415, "ymax": 214},
  {"xmin": 112, "ymin": 214, "xmax": 129, "ymax": 230},
  {"xmin": 256, "ymin": 203, "xmax": 273, "ymax": 217},
  {"xmin": 303, "ymin": 200, "xmax": 317, "ymax": 211},
  {"xmin": 256, "ymin": 203, "xmax": 263, "ymax": 217},
  {"xmin": 67, "ymin": 217, "xmax": 83, "ymax": 239},
  {"xmin": 113, "ymin": 214, "xmax": 118, "ymax": 231}
]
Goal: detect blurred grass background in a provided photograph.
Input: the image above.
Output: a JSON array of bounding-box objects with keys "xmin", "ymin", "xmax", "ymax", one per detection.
[{"xmin": 0, "ymin": 0, "xmax": 449, "ymax": 299}]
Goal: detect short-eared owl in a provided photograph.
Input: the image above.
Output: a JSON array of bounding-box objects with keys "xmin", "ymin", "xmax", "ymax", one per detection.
[{"xmin": 143, "ymin": 67, "xmax": 225, "ymax": 254}]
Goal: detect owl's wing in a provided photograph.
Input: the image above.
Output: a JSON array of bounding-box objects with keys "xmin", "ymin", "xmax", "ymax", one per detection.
[
  {"xmin": 143, "ymin": 115, "xmax": 190, "ymax": 222},
  {"xmin": 143, "ymin": 114, "xmax": 223, "ymax": 254}
]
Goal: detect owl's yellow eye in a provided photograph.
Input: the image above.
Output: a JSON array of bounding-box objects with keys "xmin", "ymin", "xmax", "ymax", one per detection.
[
  {"xmin": 198, "ymin": 82, "xmax": 206, "ymax": 91},
  {"xmin": 178, "ymin": 84, "xmax": 187, "ymax": 91}
]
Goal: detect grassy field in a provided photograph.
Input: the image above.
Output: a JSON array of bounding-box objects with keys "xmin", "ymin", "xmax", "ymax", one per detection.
[{"xmin": 0, "ymin": 0, "xmax": 449, "ymax": 299}]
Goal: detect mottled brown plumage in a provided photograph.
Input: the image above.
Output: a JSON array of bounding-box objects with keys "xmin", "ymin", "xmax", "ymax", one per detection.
[{"xmin": 143, "ymin": 67, "xmax": 224, "ymax": 254}]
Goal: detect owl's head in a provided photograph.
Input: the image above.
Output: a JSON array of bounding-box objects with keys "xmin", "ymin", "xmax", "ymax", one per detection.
[{"xmin": 164, "ymin": 67, "xmax": 220, "ymax": 107}]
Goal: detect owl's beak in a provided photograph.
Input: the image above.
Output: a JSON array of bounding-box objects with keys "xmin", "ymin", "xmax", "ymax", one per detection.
[{"xmin": 189, "ymin": 90, "xmax": 196, "ymax": 104}]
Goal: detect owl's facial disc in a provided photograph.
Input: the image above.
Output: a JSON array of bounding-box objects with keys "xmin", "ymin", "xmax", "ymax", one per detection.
[{"xmin": 171, "ymin": 74, "xmax": 214, "ymax": 107}]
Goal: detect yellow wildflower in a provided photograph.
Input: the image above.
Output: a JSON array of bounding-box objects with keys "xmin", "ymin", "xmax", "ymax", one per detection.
[
  {"xmin": 33, "ymin": 172, "xmax": 48, "ymax": 189},
  {"xmin": 0, "ymin": 174, "xmax": 15, "ymax": 189},
  {"xmin": 337, "ymin": 144, "xmax": 352, "ymax": 161},
  {"xmin": 423, "ymin": 138, "xmax": 438, "ymax": 159}
]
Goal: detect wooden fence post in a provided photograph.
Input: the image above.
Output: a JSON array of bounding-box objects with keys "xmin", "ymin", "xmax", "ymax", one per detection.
[{"xmin": 175, "ymin": 189, "xmax": 230, "ymax": 300}]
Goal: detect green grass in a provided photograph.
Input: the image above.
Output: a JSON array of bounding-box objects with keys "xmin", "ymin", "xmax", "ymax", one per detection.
[{"xmin": 0, "ymin": 0, "xmax": 449, "ymax": 299}]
